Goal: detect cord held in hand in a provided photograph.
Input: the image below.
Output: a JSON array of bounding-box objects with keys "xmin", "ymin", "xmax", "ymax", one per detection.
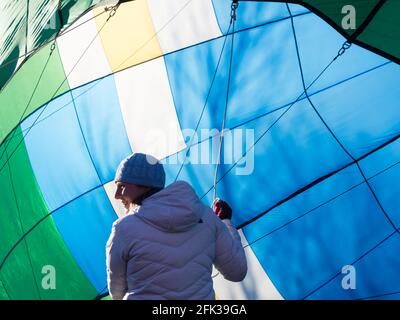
[{"xmin": 212, "ymin": 198, "xmax": 232, "ymax": 220}]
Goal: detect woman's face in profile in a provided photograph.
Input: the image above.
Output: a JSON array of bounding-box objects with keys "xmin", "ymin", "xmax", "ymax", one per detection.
[{"xmin": 114, "ymin": 181, "xmax": 149, "ymax": 212}]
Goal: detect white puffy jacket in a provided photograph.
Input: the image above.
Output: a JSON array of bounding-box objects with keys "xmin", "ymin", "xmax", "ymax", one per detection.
[{"xmin": 106, "ymin": 181, "xmax": 247, "ymax": 300}]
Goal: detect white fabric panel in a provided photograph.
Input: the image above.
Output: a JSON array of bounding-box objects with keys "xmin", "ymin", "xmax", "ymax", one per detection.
[
  {"xmin": 213, "ymin": 230, "xmax": 284, "ymax": 300},
  {"xmin": 57, "ymin": 11, "xmax": 111, "ymax": 88},
  {"xmin": 114, "ymin": 57, "xmax": 186, "ymax": 160},
  {"xmin": 147, "ymin": 0, "xmax": 222, "ymax": 54},
  {"xmin": 103, "ymin": 181, "xmax": 126, "ymax": 219}
]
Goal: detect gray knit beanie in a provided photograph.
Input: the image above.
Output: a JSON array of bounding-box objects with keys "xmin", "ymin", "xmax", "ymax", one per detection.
[{"xmin": 115, "ymin": 153, "xmax": 165, "ymax": 189}]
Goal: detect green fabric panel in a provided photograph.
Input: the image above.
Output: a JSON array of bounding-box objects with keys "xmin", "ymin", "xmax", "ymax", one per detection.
[
  {"xmin": 0, "ymin": 0, "xmax": 109, "ymax": 90},
  {"xmin": 0, "ymin": 279, "xmax": 9, "ymax": 299},
  {"xmin": 0, "ymin": 1, "xmax": 27, "ymax": 90},
  {"xmin": 29, "ymin": 0, "xmax": 62, "ymax": 51},
  {"xmin": 0, "ymin": 46, "xmax": 22, "ymax": 91},
  {"xmin": 304, "ymin": 0, "xmax": 380, "ymax": 36},
  {"xmin": 0, "ymin": 127, "xmax": 97, "ymax": 299},
  {"xmin": 60, "ymin": 0, "xmax": 107, "ymax": 27},
  {"xmin": 0, "ymin": 42, "xmax": 69, "ymax": 146},
  {"xmin": 0, "ymin": 240, "xmax": 47, "ymax": 299},
  {"xmin": 357, "ymin": 0, "xmax": 400, "ymax": 59},
  {"xmin": 0, "ymin": 218, "xmax": 99, "ymax": 299}
]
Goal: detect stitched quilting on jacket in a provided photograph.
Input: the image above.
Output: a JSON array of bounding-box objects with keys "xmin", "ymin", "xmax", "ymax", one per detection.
[{"xmin": 106, "ymin": 181, "xmax": 247, "ymax": 300}]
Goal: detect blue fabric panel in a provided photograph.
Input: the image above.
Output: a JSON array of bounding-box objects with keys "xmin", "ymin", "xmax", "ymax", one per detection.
[
  {"xmin": 211, "ymin": 0, "xmax": 290, "ymax": 34},
  {"xmin": 165, "ymin": 18, "xmax": 305, "ymax": 134},
  {"xmin": 72, "ymin": 75, "xmax": 132, "ymax": 184},
  {"xmin": 165, "ymin": 35, "xmax": 229, "ymax": 135},
  {"xmin": 309, "ymin": 62, "xmax": 400, "ymax": 159},
  {"xmin": 360, "ymin": 144, "xmax": 400, "ymax": 228},
  {"xmin": 368, "ymin": 178, "xmax": 400, "ymax": 215},
  {"xmin": 162, "ymin": 139, "xmax": 219, "ymax": 205},
  {"xmin": 292, "ymin": 13, "xmax": 390, "ymax": 94},
  {"xmin": 52, "ymin": 186, "xmax": 116, "ymax": 292},
  {"xmin": 242, "ymin": 165, "xmax": 364, "ymax": 245},
  {"xmin": 208, "ymin": 99, "xmax": 351, "ymax": 226},
  {"xmin": 296, "ymin": 12, "xmax": 400, "ymax": 160},
  {"xmin": 307, "ymin": 233, "xmax": 400, "ymax": 300},
  {"xmin": 288, "ymin": 4, "xmax": 310, "ymax": 15},
  {"xmin": 21, "ymin": 92, "xmax": 101, "ymax": 211},
  {"xmin": 243, "ymin": 165, "xmax": 395, "ymax": 299},
  {"xmin": 366, "ymin": 292, "xmax": 400, "ymax": 300},
  {"xmin": 359, "ymin": 140, "xmax": 400, "ymax": 179}
]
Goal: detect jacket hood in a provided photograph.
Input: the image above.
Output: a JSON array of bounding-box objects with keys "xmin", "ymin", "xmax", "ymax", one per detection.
[{"xmin": 136, "ymin": 181, "xmax": 204, "ymax": 232}]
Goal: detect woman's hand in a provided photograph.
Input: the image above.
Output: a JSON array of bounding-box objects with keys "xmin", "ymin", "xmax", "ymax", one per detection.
[{"xmin": 212, "ymin": 198, "xmax": 232, "ymax": 220}]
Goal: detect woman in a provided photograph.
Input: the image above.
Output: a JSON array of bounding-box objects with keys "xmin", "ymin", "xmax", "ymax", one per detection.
[{"xmin": 106, "ymin": 153, "xmax": 247, "ymax": 300}]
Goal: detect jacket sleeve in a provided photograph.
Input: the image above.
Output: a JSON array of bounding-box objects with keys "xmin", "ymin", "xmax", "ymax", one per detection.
[
  {"xmin": 106, "ymin": 221, "xmax": 128, "ymax": 300},
  {"xmin": 214, "ymin": 218, "xmax": 247, "ymax": 282}
]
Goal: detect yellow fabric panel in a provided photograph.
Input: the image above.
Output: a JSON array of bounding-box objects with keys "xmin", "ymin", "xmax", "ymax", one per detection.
[{"xmin": 94, "ymin": 1, "xmax": 162, "ymax": 72}]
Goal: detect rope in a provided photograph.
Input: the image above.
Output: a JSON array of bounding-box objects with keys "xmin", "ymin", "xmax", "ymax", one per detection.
[
  {"xmin": 213, "ymin": 0, "xmax": 238, "ymax": 201},
  {"xmin": 174, "ymin": 14, "xmax": 234, "ymax": 182}
]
